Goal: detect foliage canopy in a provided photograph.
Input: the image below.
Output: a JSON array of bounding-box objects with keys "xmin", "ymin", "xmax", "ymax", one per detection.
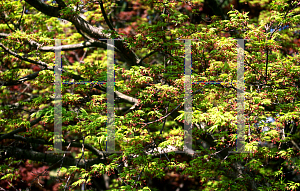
[{"xmin": 0, "ymin": 0, "xmax": 300, "ymax": 190}]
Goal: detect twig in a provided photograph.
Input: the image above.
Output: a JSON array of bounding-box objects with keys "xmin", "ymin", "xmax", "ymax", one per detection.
[
  {"xmin": 265, "ymin": 47, "xmax": 269, "ymax": 84},
  {"xmin": 142, "ymin": 87, "xmax": 204, "ymax": 126},
  {"xmin": 16, "ymin": 5, "xmax": 26, "ymax": 30},
  {"xmin": 137, "ymin": 50, "xmax": 159, "ymax": 66},
  {"xmin": 270, "ymin": 0, "xmax": 298, "ymax": 39},
  {"xmin": 134, "ymin": 105, "xmax": 170, "ymax": 188},
  {"xmin": 0, "ymin": 12, "xmax": 15, "ymax": 32},
  {"xmin": 244, "ymin": 58, "xmax": 263, "ymax": 77},
  {"xmin": 142, "ymin": 103, "xmax": 182, "ymax": 125}
]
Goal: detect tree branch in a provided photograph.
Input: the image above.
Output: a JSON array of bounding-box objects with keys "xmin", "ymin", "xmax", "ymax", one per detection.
[
  {"xmin": 0, "ymin": 12, "xmax": 15, "ymax": 32},
  {"xmin": 3, "ymin": 134, "xmax": 105, "ymax": 158},
  {"xmin": 55, "ymin": 0, "xmax": 67, "ymax": 8},
  {"xmin": 98, "ymin": 0, "xmax": 115, "ymax": 32},
  {"xmin": 270, "ymin": 0, "xmax": 299, "ymax": 38},
  {"xmin": 1, "ymin": 93, "xmax": 39, "ymax": 111},
  {"xmin": 0, "ymin": 111, "xmax": 45, "ymax": 142},
  {"xmin": 0, "ymin": 41, "xmax": 139, "ymax": 113},
  {"xmin": 137, "ymin": 50, "xmax": 159, "ymax": 66},
  {"xmin": 0, "ymin": 146, "xmax": 105, "ymax": 169},
  {"xmin": 265, "ymin": 47, "xmax": 269, "ymax": 83},
  {"xmin": 0, "ymin": 71, "xmax": 40, "ymax": 87},
  {"xmin": 0, "ymin": 42, "xmax": 51, "ymax": 69},
  {"xmin": 291, "ymin": 140, "xmax": 300, "ymax": 151},
  {"xmin": 24, "ymin": 0, "xmax": 140, "ymax": 67},
  {"xmin": 16, "ymin": 5, "xmax": 26, "ymax": 30},
  {"xmin": 0, "ymin": 33, "xmax": 109, "ymax": 52},
  {"xmin": 0, "ymin": 33, "xmax": 9, "ymax": 38}
]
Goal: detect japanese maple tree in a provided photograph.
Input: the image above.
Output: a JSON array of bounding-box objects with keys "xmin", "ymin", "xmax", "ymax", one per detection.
[{"xmin": 0, "ymin": 0, "xmax": 300, "ymax": 190}]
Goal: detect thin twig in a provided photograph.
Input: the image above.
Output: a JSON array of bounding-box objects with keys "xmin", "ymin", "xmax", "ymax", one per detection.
[
  {"xmin": 0, "ymin": 12, "xmax": 15, "ymax": 32},
  {"xmin": 137, "ymin": 50, "xmax": 159, "ymax": 66},
  {"xmin": 265, "ymin": 47, "xmax": 269, "ymax": 84},
  {"xmin": 16, "ymin": 5, "xmax": 26, "ymax": 30},
  {"xmin": 270, "ymin": 0, "xmax": 298, "ymax": 39},
  {"xmin": 134, "ymin": 104, "xmax": 170, "ymax": 188},
  {"xmin": 142, "ymin": 88, "xmax": 204, "ymax": 126}
]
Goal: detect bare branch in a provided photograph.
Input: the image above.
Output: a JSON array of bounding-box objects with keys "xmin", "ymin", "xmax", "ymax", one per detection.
[
  {"xmin": 0, "ymin": 42, "xmax": 51, "ymax": 69},
  {"xmin": 98, "ymin": 0, "xmax": 115, "ymax": 32},
  {"xmin": 115, "ymin": 90, "xmax": 138, "ymax": 104},
  {"xmin": 25, "ymin": 0, "xmax": 140, "ymax": 67},
  {"xmin": 0, "ymin": 71, "xmax": 40, "ymax": 87},
  {"xmin": 3, "ymin": 134, "xmax": 105, "ymax": 158},
  {"xmin": 0, "ymin": 33, "xmax": 108, "ymax": 52},
  {"xmin": 0, "ymin": 33, "xmax": 9, "ymax": 38},
  {"xmin": 74, "ymin": 25, "xmax": 93, "ymax": 41},
  {"xmin": 36, "ymin": 40, "xmax": 112, "ymax": 53},
  {"xmin": 0, "ymin": 146, "xmax": 105, "ymax": 169}
]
